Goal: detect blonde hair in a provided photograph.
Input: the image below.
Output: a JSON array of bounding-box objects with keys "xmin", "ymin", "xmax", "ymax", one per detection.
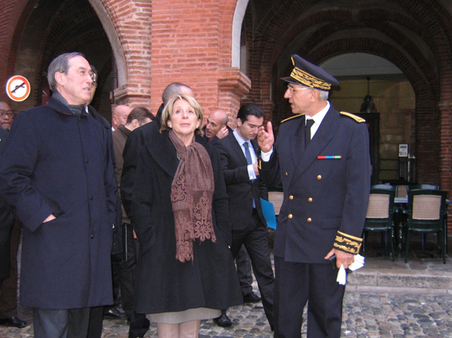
[{"xmin": 160, "ymin": 94, "xmax": 204, "ymax": 136}]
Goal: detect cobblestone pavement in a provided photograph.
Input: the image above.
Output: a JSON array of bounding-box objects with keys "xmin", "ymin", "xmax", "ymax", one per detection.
[
  {"xmin": 2, "ymin": 236, "xmax": 452, "ymax": 337},
  {"xmin": 2, "ymin": 290, "xmax": 452, "ymax": 337}
]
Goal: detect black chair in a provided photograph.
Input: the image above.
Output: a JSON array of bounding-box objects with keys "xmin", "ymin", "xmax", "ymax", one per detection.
[
  {"xmin": 371, "ymin": 184, "xmax": 394, "ymax": 190},
  {"xmin": 404, "ymin": 190, "xmax": 448, "ymax": 264},
  {"xmin": 409, "ymin": 184, "xmax": 439, "ymax": 191},
  {"xmin": 363, "ymin": 187, "xmax": 396, "ymax": 261}
]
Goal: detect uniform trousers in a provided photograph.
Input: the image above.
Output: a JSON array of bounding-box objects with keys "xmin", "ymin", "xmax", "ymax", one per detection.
[
  {"xmin": 273, "ymin": 256, "xmax": 345, "ymax": 338},
  {"xmin": 231, "ymin": 209, "xmax": 274, "ymax": 327}
]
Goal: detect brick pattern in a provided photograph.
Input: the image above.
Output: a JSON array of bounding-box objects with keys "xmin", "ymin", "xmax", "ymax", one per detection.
[{"xmin": 2, "ymin": 0, "xmax": 452, "ymax": 229}]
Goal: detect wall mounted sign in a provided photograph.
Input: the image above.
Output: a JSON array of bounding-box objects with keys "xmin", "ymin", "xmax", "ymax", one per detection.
[{"xmin": 6, "ymin": 75, "xmax": 31, "ymax": 102}]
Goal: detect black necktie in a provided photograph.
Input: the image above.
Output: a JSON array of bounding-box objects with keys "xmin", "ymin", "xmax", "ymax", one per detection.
[{"xmin": 305, "ymin": 119, "xmax": 315, "ymax": 147}]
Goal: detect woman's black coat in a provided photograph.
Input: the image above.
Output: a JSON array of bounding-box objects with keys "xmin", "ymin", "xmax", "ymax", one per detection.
[{"xmin": 132, "ymin": 130, "xmax": 242, "ymax": 314}]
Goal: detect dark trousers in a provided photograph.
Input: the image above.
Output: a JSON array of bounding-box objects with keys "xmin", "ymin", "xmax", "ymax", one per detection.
[
  {"xmin": 236, "ymin": 245, "xmax": 253, "ymax": 297},
  {"xmin": 87, "ymin": 306, "xmax": 104, "ymax": 338},
  {"xmin": 120, "ymin": 223, "xmax": 137, "ymax": 319},
  {"xmin": 0, "ymin": 217, "xmax": 21, "ymax": 318},
  {"xmin": 33, "ymin": 307, "xmax": 91, "ymax": 338},
  {"xmin": 273, "ymin": 257, "xmax": 345, "ymax": 338},
  {"xmin": 231, "ymin": 210, "xmax": 274, "ymax": 327},
  {"xmin": 122, "ymin": 223, "xmax": 150, "ymax": 338}
]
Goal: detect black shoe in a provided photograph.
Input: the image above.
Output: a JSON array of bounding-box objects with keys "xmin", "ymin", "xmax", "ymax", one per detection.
[
  {"xmin": 104, "ymin": 306, "xmax": 127, "ymax": 319},
  {"xmin": 0, "ymin": 316, "xmax": 28, "ymax": 328},
  {"xmin": 243, "ymin": 291, "xmax": 261, "ymax": 303},
  {"xmin": 213, "ymin": 312, "xmax": 232, "ymax": 327}
]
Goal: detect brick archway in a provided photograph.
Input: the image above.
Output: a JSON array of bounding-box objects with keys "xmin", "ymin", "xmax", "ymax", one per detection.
[
  {"xmin": 93, "ymin": 0, "xmax": 152, "ymax": 106},
  {"xmin": 242, "ymin": 0, "xmax": 452, "ymax": 194}
]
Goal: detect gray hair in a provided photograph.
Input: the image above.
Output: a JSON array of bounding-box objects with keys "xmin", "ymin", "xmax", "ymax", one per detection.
[
  {"xmin": 317, "ymin": 89, "xmax": 329, "ymax": 101},
  {"xmin": 47, "ymin": 52, "xmax": 86, "ymax": 91}
]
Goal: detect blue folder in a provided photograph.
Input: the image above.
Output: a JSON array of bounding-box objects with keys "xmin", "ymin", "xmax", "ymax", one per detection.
[{"xmin": 260, "ymin": 198, "xmax": 277, "ymax": 230}]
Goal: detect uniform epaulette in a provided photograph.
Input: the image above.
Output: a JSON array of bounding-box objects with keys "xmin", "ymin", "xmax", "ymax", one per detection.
[
  {"xmin": 340, "ymin": 111, "xmax": 366, "ymax": 123},
  {"xmin": 333, "ymin": 231, "xmax": 362, "ymax": 254},
  {"xmin": 281, "ymin": 114, "xmax": 304, "ymax": 124}
]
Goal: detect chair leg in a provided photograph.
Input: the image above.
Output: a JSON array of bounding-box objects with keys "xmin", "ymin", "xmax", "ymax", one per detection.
[
  {"xmin": 389, "ymin": 228, "xmax": 395, "ymax": 262},
  {"xmin": 405, "ymin": 231, "xmax": 411, "ymax": 263},
  {"xmin": 362, "ymin": 231, "xmax": 367, "ymax": 253},
  {"xmin": 439, "ymin": 231, "xmax": 446, "ymax": 264}
]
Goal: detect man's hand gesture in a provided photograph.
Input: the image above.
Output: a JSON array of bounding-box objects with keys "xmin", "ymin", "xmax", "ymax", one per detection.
[{"xmin": 257, "ymin": 121, "xmax": 274, "ymax": 153}]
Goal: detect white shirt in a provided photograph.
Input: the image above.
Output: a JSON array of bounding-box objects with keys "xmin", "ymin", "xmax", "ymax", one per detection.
[
  {"xmin": 261, "ymin": 101, "xmax": 331, "ymax": 161},
  {"xmin": 233, "ymin": 129, "xmax": 257, "ymax": 180}
]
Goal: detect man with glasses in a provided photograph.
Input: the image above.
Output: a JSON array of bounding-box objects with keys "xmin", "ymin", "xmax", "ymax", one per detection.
[
  {"xmin": 257, "ymin": 54, "xmax": 371, "ymax": 338},
  {"xmin": 0, "ymin": 102, "xmax": 15, "ymax": 131},
  {"xmin": 0, "ymin": 52, "xmax": 117, "ymax": 337}
]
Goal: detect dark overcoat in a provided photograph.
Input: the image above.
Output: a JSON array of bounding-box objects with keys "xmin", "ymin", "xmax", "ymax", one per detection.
[
  {"xmin": 131, "ymin": 131, "xmax": 242, "ymax": 314},
  {"xmin": 260, "ymin": 107, "xmax": 371, "ymax": 263},
  {"xmin": 0, "ymin": 96, "xmax": 117, "ymax": 309},
  {"xmin": 0, "ymin": 127, "xmax": 14, "ymax": 282}
]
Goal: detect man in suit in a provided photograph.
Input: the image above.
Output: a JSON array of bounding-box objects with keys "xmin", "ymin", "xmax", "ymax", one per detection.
[
  {"xmin": 0, "ymin": 102, "xmax": 27, "ymax": 329},
  {"xmin": 0, "ymin": 126, "xmax": 14, "ymax": 285},
  {"xmin": 111, "ymin": 105, "xmax": 132, "ymax": 131},
  {"xmin": 203, "ymin": 108, "xmax": 260, "ymax": 327},
  {"xmin": 257, "ymin": 54, "xmax": 371, "ymax": 338},
  {"xmin": 214, "ymin": 104, "xmax": 274, "ymax": 329},
  {"xmin": 112, "ymin": 107, "xmax": 153, "ymax": 324},
  {"xmin": 203, "ymin": 109, "xmax": 230, "ymax": 143}
]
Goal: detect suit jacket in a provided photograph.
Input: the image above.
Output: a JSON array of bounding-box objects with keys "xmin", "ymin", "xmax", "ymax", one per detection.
[
  {"xmin": 260, "ymin": 106, "xmax": 371, "ymax": 263},
  {"xmin": 131, "ymin": 131, "xmax": 242, "ymax": 313},
  {"xmin": 0, "ymin": 127, "xmax": 14, "ymax": 282},
  {"xmin": 214, "ymin": 132, "xmax": 268, "ymax": 231}
]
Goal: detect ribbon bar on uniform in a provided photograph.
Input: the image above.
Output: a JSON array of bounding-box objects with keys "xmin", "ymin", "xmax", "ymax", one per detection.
[{"xmin": 317, "ymin": 155, "xmax": 342, "ymax": 159}]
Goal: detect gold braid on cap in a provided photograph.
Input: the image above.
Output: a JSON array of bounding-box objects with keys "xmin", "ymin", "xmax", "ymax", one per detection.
[{"xmin": 290, "ymin": 67, "xmax": 332, "ymax": 91}]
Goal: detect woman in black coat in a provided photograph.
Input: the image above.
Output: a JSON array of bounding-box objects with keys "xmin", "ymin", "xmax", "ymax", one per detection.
[{"xmin": 132, "ymin": 94, "xmax": 242, "ymax": 337}]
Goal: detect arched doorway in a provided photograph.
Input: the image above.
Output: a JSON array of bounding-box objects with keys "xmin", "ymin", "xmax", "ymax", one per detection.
[
  {"xmin": 10, "ymin": 0, "xmax": 114, "ymax": 120},
  {"xmin": 321, "ymin": 53, "xmax": 416, "ymax": 184}
]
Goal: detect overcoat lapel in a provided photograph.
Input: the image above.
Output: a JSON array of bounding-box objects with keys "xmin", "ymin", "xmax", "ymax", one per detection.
[
  {"xmin": 290, "ymin": 108, "xmax": 337, "ymax": 184},
  {"xmin": 144, "ymin": 131, "xmax": 179, "ymax": 177}
]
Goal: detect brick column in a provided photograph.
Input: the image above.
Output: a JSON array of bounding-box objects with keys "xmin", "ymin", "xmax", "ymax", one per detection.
[{"xmin": 439, "ymin": 100, "xmax": 452, "ymax": 234}]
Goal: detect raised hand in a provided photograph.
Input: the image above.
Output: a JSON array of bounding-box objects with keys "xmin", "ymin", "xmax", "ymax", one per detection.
[
  {"xmin": 216, "ymin": 125, "xmax": 229, "ymax": 139},
  {"xmin": 257, "ymin": 121, "xmax": 274, "ymax": 153}
]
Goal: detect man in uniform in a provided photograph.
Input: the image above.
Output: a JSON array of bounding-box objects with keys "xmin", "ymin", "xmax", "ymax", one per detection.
[{"xmin": 257, "ymin": 54, "xmax": 371, "ymax": 337}]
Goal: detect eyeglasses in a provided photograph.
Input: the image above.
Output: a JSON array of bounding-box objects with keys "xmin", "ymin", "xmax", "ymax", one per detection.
[
  {"xmin": 287, "ymin": 85, "xmax": 312, "ymax": 93},
  {"xmin": 60, "ymin": 69, "xmax": 95, "ymax": 80},
  {"xmin": 0, "ymin": 110, "xmax": 15, "ymax": 118}
]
